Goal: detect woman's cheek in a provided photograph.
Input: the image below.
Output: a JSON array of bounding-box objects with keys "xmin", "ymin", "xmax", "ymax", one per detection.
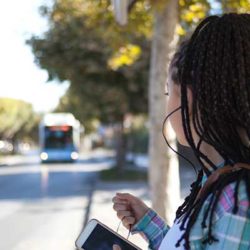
[{"xmin": 168, "ymin": 108, "xmax": 189, "ymax": 146}]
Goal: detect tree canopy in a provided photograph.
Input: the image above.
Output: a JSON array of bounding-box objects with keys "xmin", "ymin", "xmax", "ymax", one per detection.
[
  {"xmin": 0, "ymin": 98, "xmax": 38, "ymax": 142},
  {"xmin": 28, "ymin": 0, "xmax": 153, "ymax": 129}
]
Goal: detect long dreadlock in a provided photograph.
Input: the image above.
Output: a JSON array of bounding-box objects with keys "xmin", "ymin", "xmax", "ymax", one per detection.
[{"xmin": 167, "ymin": 13, "xmax": 250, "ymax": 249}]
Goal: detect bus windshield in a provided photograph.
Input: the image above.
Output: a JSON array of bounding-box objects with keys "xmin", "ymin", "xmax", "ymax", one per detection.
[{"xmin": 44, "ymin": 126, "xmax": 73, "ymax": 149}]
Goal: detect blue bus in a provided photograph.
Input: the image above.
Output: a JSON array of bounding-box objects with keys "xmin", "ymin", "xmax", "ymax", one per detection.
[{"xmin": 39, "ymin": 113, "xmax": 81, "ymax": 163}]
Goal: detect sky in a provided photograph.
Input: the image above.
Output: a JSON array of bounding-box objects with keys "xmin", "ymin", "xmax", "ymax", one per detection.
[{"xmin": 0, "ymin": 0, "xmax": 69, "ymax": 112}]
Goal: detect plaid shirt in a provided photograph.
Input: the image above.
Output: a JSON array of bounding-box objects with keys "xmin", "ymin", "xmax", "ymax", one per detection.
[{"xmin": 131, "ymin": 174, "xmax": 250, "ymax": 250}]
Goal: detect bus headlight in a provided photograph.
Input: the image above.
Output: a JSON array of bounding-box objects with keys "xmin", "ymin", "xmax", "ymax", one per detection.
[
  {"xmin": 40, "ymin": 152, "xmax": 48, "ymax": 161},
  {"xmin": 71, "ymin": 152, "xmax": 79, "ymax": 160}
]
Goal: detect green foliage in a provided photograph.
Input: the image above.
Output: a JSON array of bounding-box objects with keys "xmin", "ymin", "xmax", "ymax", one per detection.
[
  {"xmin": 28, "ymin": 0, "xmax": 151, "ymax": 127},
  {"xmin": 177, "ymin": 0, "xmax": 250, "ymax": 38},
  {"xmin": 0, "ymin": 98, "xmax": 39, "ymax": 141},
  {"xmin": 178, "ymin": 0, "xmax": 211, "ymax": 37},
  {"xmin": 221, "ymin": 0, "xmax": 250, "ymax": 12},
  {"xmin": 100, "ymin": 167, "xmax": 147, "ymax": 181},
  {"xmin": 108, "ymin": 44, "xmax": 142, "ymax": 70},
  {"xmin": 128, "ymin": 128, "xmax": 149, "ymax": 154},
  {"xmin": 126, "ymin": 115, "xmax": 149, "ymax": 154}
]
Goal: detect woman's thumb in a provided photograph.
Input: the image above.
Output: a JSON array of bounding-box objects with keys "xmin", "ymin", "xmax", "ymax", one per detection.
[
  {"xmin": 113, "ymin": 244, "xmax": 122, "ymax": 250},
  {"xmin": 116, "ymin": 193, "xmax": 134, "ymax": 201}
]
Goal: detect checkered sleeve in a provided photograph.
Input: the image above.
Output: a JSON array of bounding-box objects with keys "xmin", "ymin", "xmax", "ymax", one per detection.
[{"xmin": 131, "ymin": 209, "xmax": 169, "ymax": 250}]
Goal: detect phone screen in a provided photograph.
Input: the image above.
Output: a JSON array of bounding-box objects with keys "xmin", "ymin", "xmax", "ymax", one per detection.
[{"xmin": 82, "ymin": 223, "xmax": 138, "ymax": 250}]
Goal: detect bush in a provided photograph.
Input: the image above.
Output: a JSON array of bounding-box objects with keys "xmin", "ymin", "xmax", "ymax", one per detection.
[{"xmin": 100, "ymin": 167, "xmax": 147, "ymax": 181}]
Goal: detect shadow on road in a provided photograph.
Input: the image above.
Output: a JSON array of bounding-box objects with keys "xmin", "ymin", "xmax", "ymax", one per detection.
[
  {"xmin": 0, "ymin": 171, "xmax": 98, "ymax": 200},
  {"xmin": 0, "ymin": 154, "xmax": 114, "ymax": 201}
]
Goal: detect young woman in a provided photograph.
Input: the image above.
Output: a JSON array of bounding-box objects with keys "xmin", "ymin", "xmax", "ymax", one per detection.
[{"xmin": 112, "ymin": 13, "xmax": 250, "ymax": 250}]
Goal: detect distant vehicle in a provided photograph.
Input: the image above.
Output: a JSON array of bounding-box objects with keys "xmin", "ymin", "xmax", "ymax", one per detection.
[{"xmin": 39, "ymin": 113, "xmax": 81, "ymax": 163}]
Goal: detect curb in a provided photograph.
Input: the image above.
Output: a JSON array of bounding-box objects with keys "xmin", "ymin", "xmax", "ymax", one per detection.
[{"xmin": 82, "ymin": 178, "xmax": 97, "ymax": 227}]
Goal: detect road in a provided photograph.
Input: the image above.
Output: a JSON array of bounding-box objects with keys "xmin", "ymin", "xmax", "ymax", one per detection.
[{"xmin": 0, "ymin": 151, "xmax": 114, "ymax": 250}]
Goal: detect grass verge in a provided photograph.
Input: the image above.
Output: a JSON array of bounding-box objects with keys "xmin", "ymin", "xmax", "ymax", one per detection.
[{"xmin": 100, "ymin": 166, "xmax": 148, "ymax": 181}]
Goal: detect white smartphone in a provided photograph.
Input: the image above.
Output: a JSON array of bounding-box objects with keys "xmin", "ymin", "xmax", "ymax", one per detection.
[{"xmin": 75, "ymin": 219, "xmax": 141, "ymax": 250}]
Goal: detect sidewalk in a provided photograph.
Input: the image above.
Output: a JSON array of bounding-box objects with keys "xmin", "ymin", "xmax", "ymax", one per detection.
[{"xmin": 0, "ymin": 154, "xmax": 28, "ymax": 166}]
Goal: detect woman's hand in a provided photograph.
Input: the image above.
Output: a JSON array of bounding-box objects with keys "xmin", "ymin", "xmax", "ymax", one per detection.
[{"xmin": 112, "ymin": 193, "xmax": 150, "ymax": 229}]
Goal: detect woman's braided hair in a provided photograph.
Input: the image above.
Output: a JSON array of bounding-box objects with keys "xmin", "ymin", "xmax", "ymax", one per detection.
[{"xmin": 169, "ymin": 13, "xmax": 250, "ymax": 249}]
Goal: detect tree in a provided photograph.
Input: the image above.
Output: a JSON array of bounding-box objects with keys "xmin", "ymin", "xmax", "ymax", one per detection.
[
  {"xmin": 0, "ymin": 98, "xmax": 38, "ymax": 152},
  {"xmin": 140, "ymin": 0, "xmax": 210, "ymax": 223},
  {"xmin": 147, "ymin": 0, "xmax": 180, "ymax": 224}
]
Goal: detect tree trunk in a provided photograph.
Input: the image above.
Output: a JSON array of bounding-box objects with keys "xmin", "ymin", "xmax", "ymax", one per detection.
[
  {"xmin": 149, "ymin": 0, "xmax": 180, "ymax": 225},
  {"xmin": 115, "ymin": 121, "xmax": 127, "ymax": 174},
  {"xmin": 11, "ymin": 134, "xmax": 18, "ymax": 155}
]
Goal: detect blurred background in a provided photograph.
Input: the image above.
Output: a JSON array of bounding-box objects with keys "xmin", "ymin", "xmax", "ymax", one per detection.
[{"xmin": 0, "ymin": 0, "xmax": 249, "ymax": 249}]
